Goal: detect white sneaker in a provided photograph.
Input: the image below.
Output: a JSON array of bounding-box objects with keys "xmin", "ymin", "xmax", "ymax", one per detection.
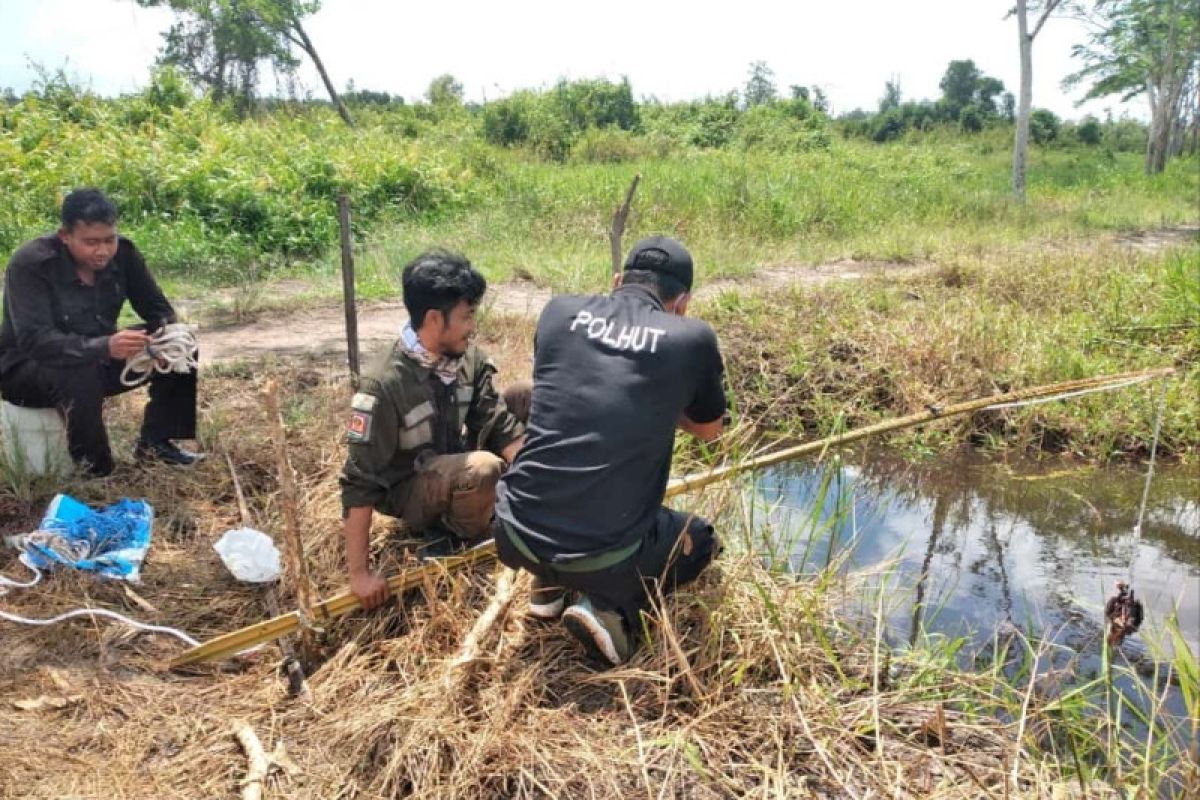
[{"xmin": 528, "ymin": 577, "xmax": 565, "ymax": 620}]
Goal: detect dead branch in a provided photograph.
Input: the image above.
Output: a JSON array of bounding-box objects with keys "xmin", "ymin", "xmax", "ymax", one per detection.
[{"xmin": 610, "ymin": 173, "xmax": 642, "ymax": 277}]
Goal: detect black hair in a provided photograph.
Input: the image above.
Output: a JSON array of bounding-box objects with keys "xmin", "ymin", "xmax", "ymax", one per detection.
[
  {"xmin": 402, "ymin": 249, "xmax": 487, "ymax": 330},
  {"xmin": 61, "ymin": 188, "xmax": 118, "ymax": 230},
  {"xmin": 621, "ymin": 269, "xmax": 687, "ymax": 302}
]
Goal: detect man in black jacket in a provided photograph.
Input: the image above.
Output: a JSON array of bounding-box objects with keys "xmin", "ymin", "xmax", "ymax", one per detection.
[
  {"xmin": 0, "ymin": 189, "xmax": 199, "ymax": 476},
  {"xmin": 494, "ymin": 236, "xmax": 727, "ymax": 666}
]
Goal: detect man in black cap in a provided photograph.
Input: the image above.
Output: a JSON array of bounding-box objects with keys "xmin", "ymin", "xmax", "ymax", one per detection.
[{"xmin": 493, "ymin": 236, "xmax": 728, "ymax": 665}]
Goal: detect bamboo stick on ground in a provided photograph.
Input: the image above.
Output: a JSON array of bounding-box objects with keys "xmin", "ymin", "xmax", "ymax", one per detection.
[
  {"xmin": 233, "ymin": 721, "xmax": 270, "ymax": 800},
  {"xmin": 448, "ymin": 566, "xmax": 517, "ymax": 680},
  {"xmin": 170, "ymin": 366, "xmax": 1174, "ymax": 668}
]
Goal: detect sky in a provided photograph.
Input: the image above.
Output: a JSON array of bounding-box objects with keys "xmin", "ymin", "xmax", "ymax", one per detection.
[{"xmin": 0, "ymin": 0, "xmax": 1143, "ymax": 120}]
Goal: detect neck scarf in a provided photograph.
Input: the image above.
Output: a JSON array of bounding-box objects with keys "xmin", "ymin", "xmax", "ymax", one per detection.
[{"xmin": 400, "ymin": 322, "xmax": 461, "ymax": 385}]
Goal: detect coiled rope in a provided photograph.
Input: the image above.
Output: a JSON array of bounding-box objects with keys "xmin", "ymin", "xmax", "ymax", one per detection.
[{"xmin": 119, "ymin": 323, "xmax": 199, "ymax": 387}]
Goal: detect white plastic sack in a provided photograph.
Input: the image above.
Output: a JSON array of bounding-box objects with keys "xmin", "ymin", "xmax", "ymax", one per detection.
[{"xmin": 214, "ymin": 527, "xmax": 281, "ymax": 583}]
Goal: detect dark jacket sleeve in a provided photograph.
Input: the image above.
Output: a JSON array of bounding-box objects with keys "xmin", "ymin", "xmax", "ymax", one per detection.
[
  {"xmin": 467, "ymin": 352, "xmax": 524, "ymax": 455},
  {"xmin": 121, "ymin": 240, "xmax": 176, "ymax": 330},
  {"xmin": 684, "ymin": 324, "xmax": 727, "ymax": 424},
  {"xmin": 339, "ymin": 378, "xmax": 403, "ymax": 510},
  {"xmin": 3, "ymin": 257, "xmax": 109, "ymax": 366}
]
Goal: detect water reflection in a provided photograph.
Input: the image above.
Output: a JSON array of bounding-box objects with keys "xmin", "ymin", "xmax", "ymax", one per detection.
[{"xmin": 745, "ymin": 450, "xmax": 1198, "ymax": 662}]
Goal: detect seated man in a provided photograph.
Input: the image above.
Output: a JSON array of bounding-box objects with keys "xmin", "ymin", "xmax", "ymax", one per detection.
[
  {"xmin": 340, "ymin": 249, "xmax": 529, "ymax": 609},
  {"xmin": 0, "ymin": 188, "xmax": 200, "ymax": 476},
  {"xmin": 494, "ymin": 236, "xmax": 727, "ymax": 666}
]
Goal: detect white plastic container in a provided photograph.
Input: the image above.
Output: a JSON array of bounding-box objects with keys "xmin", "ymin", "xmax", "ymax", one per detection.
[{"xmin": 0, "ymin": 401, "xmax": 71, "ymax": 477}]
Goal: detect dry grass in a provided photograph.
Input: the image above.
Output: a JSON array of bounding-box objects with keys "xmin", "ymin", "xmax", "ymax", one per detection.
[{"xmin": 0, "ymin": 314, "xmax": 1178, "ymax": 799}]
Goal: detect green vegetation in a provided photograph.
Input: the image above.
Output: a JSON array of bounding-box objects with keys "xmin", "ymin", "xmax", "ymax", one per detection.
[
  {"xmin": 1, "ymin": 73, "xmax": 1196, "ymax": 462},
  {"xmin": 3, "ymin": 72, "xmax": 1194, "ymax": 292}
]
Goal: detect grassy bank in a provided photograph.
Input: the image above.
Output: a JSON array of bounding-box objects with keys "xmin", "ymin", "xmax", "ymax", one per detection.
[
  {"xmin": 0, "ymin": 360, "xmax": 1194, "ymax": 798},
  {"xmin": 702, "ymin": 239, "xmax": 1199, "ymax": 462}
]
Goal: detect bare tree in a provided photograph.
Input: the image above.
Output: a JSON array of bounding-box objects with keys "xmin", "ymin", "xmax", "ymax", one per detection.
[{"xmin": 1012, "ymin": 0, "xmax": 1063, "ymax": 203}]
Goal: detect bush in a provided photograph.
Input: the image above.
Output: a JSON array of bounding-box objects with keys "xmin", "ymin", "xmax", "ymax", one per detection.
[
  {"xmin": 1076, "ymin": 116, "xmax": 1102, "ymax": 146},
  {"xmin": 735, "ymin": 104, "xmax": 830, "ymax": 152},
  {"xmin": 1030, "ymin": 108, "xmax": 1060, "ymax": 144}
]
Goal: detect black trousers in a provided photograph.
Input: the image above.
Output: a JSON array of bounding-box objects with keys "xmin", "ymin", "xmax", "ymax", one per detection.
[
  {"xmin": 494, "ymin": 506, "xmax": 720, "ymax": 631},
  {"xmin": 0, "ymin": 358, "xmax": 197, "ymax": 475}
]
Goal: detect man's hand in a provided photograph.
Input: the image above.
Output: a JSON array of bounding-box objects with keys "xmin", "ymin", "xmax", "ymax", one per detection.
[
  {"xmin": 678, "ymin": 414, "xmax": 723, "ymax": 442},
  {"xmin": 501, "ymin": 434, "xmax": 525, "ymax": 466},
  {"xmin": 350, "ymin": 569, "xmax": 390, "ymax": 610},
  {"xmin": 108, "ymin": 329, "xmax": 151, "ymax": 360}
]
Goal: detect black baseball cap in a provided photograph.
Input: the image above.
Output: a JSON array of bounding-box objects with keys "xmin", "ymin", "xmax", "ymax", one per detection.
[{"xmin": 623, "ymin": 236, "xmax": 693, "ymax": 292}]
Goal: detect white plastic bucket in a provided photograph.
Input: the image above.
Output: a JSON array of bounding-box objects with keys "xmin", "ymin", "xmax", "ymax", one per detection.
[{"xmin": 0, "ymin": 401, "xmax": 71, "ymax": 477}]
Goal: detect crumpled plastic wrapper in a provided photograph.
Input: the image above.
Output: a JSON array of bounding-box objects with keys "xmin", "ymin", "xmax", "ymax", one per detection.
[{"xmin": 213, "ymin": 527, "xmax": 281, "ymax": 583}]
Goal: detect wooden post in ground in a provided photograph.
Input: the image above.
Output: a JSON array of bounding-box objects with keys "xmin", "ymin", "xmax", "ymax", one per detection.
[
  {"xmin": 261, "ymin": 380, "xmax": 319, "ymax": 665},
  {"xmin": 337, "ymin": 193, "xmax": 360, "ymax": 387},
  {"xmin": 609, "ymin": 173, "xmax": 641, "ymax": 278},
  {"xmin": 224, "ymin": 454, "xmax": 310, "ymax": 698}
]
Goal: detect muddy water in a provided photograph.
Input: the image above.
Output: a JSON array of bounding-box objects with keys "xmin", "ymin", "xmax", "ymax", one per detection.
[{"xmin": 746, "ymin": 450, "xmax": 1197, "ymax": 729}]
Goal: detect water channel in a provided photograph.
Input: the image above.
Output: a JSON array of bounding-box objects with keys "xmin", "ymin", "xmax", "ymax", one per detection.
[{"xmin": 740, "ymin": 449, "xmax": 1197, "ymax": 752}]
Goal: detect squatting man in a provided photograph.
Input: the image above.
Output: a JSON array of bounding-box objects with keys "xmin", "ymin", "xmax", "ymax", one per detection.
[
  {"xmin": 0, "ymin": 188, "xmax": 201, "ymax": 476},
  {"xmin": 339, "ymin": 250, "xmax": 530, "ymax": 608},
  {"xmin": 494, "ymin": 236, "xmax": 728, "ymax": 665}
]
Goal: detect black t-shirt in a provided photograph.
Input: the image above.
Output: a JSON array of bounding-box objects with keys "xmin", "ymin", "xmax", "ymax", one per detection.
[{"xmin": 496, "ymin": 283, "xmax": 726, "ymax": 561}]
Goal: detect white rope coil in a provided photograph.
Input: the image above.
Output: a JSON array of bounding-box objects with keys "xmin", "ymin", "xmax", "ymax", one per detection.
[{"xmin": 119, "ymin": 323, "xmax": 199, "ymax": 387}]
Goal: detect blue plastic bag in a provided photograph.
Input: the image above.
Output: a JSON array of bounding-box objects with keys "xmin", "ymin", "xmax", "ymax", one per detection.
[{"xmin": 19, "ymin": 494, "xmax": 154, "ymax": 582}]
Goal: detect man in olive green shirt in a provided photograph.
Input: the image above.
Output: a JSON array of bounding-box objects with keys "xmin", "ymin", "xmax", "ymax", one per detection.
[{"xmin": 339, "ymin": 250, "xmax": 528, "ymax": 609}]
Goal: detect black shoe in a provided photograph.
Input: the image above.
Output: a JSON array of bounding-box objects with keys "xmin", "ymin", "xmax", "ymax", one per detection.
[
  {"xmin": 416, "ymin": 522, "xmax": 469, "ymax": 559},
  {"xmin": 134, "ymin": 439, "xmax": 203, "ymax": 466}
]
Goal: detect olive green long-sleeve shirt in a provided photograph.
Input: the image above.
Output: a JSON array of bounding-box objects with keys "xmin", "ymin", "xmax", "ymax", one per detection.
[{"xmin": 339, "ymin": 340, "xmax": 524, "ymax": 515}]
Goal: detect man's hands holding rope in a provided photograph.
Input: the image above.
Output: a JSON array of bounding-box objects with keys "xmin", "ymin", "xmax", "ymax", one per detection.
[{"xmin": 108, "ymin": 329, "xmax": 153, "ymax": 361}]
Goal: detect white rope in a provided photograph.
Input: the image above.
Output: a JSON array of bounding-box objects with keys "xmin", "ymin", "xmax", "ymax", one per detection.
[
  {"xmin": 981, "ymin": 376, "xmax": 1152, "ymax": 411},
  {"xmin": 1, "ymin": 546, "xmax": 200, "ymax": 646},
  {"xmin": 119, "ymin": 323, "xmax": 199, "ymax": 387},
  {"xmin": 0, "ymin": 563, "xmax": 42, "ymax": 593},
  {"xmin": 0, "ymin": 605, "xmax": 201, "ymax": 646}
]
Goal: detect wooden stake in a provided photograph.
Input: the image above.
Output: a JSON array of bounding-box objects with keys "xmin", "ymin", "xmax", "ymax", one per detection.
[
  {"xmin": 171, "ymin": 366, "xmax": 1175, "ymax": 667},
  {"xmin": 610, "ymin": 173, "xmax": 641, "ymax": 277},
  {"xmin": 260, "ymin": 380, "xmax": 319, "ymax": 665},
  {"xmin": 225, "ymin": 453, "xmax": 310, "ymax": 698},
  {"xmin": 337, "ymin": 193, "xmax": 360, "ymax": 387}
]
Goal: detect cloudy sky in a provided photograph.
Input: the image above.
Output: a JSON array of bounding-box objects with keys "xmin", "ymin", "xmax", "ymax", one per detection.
[{"xmin": 0, "ymin": 0, "xmax": 1139, "ymax": 119}]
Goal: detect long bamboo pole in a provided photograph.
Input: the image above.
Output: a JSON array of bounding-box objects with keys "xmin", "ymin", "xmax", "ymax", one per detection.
[{"xmin": 168, "ymin": 366, "xmax": 1174, "ymax": 668}]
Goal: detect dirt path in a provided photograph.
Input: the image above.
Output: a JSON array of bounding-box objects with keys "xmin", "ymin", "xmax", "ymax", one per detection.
[
  {"xmin": 196, "ymin": 258, "xmax": 924, "ymax": 363},
  {"xmin": 196, "ymin": 226, "xmax": 1196, "ymax": 364}
]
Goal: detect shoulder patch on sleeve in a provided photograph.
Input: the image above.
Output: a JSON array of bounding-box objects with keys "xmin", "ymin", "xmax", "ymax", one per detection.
[
  {"xmin": 347, "ymin": 409, "xmax": 374, "ymax": 444},
  {"xmin": 351, "ymin": 392, "xmax": 377, "ymax": 412}
]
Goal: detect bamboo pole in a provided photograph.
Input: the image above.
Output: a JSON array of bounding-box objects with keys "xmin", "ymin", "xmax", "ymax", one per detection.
[{"xmin": 169, "ymin": 366, "xmax": 1174, "ymax": 668}]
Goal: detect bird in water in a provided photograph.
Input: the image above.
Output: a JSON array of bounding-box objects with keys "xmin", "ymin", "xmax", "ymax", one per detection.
[{"xmin": 1104, "ymin": 581, "xmax": 1144, "ymax": 647}]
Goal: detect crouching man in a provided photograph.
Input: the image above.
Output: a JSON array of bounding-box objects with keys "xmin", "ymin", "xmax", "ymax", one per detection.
[
  {"xmin": 494, "ymin": 236, "xmax": 727, "ymax": 666},
  {"xmin": 0, "ymin": 188, "xmax": 200, "ymax": 476},
  {"xmin": 340, "ymin": 250, "xmax": 529, "ymax": 609}
]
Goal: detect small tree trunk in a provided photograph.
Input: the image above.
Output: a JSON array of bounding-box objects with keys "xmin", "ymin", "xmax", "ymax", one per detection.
[
  {"xmin": 291, "ymin": 19, "xmax": 355, "ymax": 128},
  {"xmin": 1012, "ymin": 0, "xmax": 1033, "ymax": 203}
]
